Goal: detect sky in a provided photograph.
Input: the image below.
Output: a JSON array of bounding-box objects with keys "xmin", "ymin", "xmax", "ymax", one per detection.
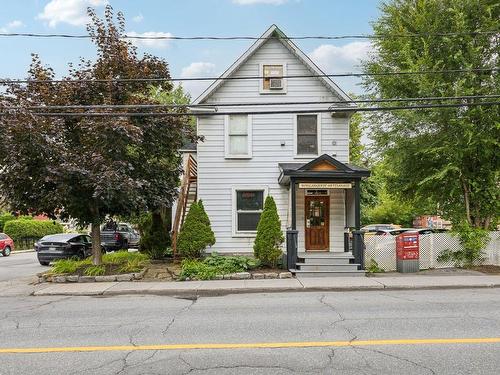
[{"xmin": 0, "ymin": 0, "xmax": 381, "ymax": 99}]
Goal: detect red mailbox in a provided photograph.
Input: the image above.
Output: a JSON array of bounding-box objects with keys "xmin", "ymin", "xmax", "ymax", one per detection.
[{"xmin": 396, "ymin": 232, "xmax": 419, "ymax": 272}]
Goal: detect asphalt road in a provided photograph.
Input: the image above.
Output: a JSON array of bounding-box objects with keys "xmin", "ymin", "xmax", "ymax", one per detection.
[
  {"xmin": 1, "ymin": 288, "xmax": 500, "ymax": 374},
  {"xmin": 0, "ymin": 251, "xmax": 45, "ymax": 282}
]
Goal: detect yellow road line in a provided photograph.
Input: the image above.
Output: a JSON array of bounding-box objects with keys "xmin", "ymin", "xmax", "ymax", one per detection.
[{"xmin": 1, "ymin": 338, "xmax": 500, "ymax": 354}]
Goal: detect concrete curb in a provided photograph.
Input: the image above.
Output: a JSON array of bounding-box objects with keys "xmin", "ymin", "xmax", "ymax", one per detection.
[{"xmin": 31, "ymin": 276, "xmax": 500, "ymax": 297}]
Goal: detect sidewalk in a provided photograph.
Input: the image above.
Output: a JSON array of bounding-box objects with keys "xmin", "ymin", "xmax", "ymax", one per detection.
[{"xmin": 32, "ymin": 274, "xmax": 500, "ymax": 297}]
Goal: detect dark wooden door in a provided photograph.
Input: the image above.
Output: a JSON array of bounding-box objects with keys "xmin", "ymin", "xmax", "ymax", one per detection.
[{"xmin": 305, "ymin": 195, "xmax": 329, "ymax": 251}]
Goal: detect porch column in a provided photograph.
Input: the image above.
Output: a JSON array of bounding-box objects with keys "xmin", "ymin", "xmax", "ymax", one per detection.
[
  {"xmin": 353, "ymin": 178, "xmax": 365, "ymax": 269},
  {"xmin": 354, "ymin": 178, "xmax": 361, "ymax": 230},
  {"xmin": 290, "ymin": 178, "xmax": 296, "ymax": 230}
]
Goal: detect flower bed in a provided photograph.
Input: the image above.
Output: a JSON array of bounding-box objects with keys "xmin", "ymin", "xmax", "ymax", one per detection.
[
  {"xmin": 178, "ymin": 253, "xmax": 289, "ymax": 281},
  {"xmin": 39, "ymin": 252, "xmax": 149, "ymax": 283}
]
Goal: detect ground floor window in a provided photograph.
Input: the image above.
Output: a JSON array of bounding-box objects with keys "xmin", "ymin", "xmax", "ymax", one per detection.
[{"xmin": 233, "ymin": 188, "xmax": 266, "ymax": 234}]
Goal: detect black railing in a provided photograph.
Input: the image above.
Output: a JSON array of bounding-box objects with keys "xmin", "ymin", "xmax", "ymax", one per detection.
[
  {"xmin": 286, "ymin": 229, "xmax": 298, "ymax": 270},
  {"xmin": 352, "ymin": 230, "xmax": 365, "ymax": 270}
]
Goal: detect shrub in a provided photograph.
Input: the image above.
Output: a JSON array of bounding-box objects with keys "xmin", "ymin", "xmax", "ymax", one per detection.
[
  {"xmin": 366, "ymin": 259, "xmax": 384, "ymax": 273},
  {"xmin": 51, "ymin": 259, "xmax": 83, "ymax": 274},
  {"xmin": 139, "ymin": 211, "xmax": 171, "ymax": 260},
  {"xmin": 438, "ymin": 222, "xmax": 490, "ymax": 267},
  {"xmin": 0, "ymin": 213, "xmax": 15, "ymax": 231},
  {"xmin": 253, "ymin": 195, "xmax": 284, "ymax": 267},
  {"xmin": 49, "ymin": 252, "xmax": 148, "ymax": 275},
  {"xmin": 177, "ymin": 201, "xmax": 215, "ymax": 259},
  {"xmin": 3, "ymin": 219, "xmax": 64, "ymax": 242},
  {"xmin": 102, "ymin": 251, "xmax": 148, "ymax": 265},
  {"xmin": 179, "ymin": 253, "xmax": 260, "ymax": 281},
  {"xmin": 179, "ymin": 259, "xmax": 217, "ymax": 281}
]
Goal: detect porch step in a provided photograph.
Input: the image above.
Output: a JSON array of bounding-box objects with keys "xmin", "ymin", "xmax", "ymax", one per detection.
[
  {"xmin": 292, "ymin": 270, "xmax": 366, "ymax": 278},
  {"xmin": 295, "ymin": 263, "xmax": 360, "ymax": 272},
  {"xmin": 298, "ymin": 252, "xmax": 355, "ymax": 265},
  {"xmin": 291, "ymin": 252, "xmax": 365, "ymax": 277}
]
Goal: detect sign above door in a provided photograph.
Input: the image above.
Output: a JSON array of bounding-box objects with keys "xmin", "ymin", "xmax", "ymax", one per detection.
[{"xmin": 299, "ymin": 183, "xmax": 352, "ymax": 189}]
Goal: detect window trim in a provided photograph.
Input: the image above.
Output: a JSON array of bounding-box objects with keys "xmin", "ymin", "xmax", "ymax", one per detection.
[
  {"xmin": 224, "ymin": 115, "xmax": 253, "ymax": 159},
  {"xmin": 259, "ymin": 62, "xmax": 287, "ymax": 94},
  {"xmin": 294, "ymin": 113, "xmax": 321, "ymax": 158},
  {"xmin": 232, "ymin": 186, "xmax": 269, "ymax": 237}
]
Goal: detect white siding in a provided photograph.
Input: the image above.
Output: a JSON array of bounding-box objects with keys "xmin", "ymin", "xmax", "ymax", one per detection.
[{"xmin": 197, "ymin": 38, "xmax": 350, "ymax": 253}]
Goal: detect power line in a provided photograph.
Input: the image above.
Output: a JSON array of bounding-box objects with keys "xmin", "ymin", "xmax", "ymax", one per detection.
[
  {"xmin": 1, "ymin": 68, "xmax": 497, "ymax": 85},
  {"xmin": 0, "ymin": 31, "xmax": 498, "ymax": 40},
  {"xmin": 1, "ymin": 101, "xmax": 498, "ymax": 117},
  {"xmin": 2, "ymin": 95, "xmax": 499, "ymax": 111}
]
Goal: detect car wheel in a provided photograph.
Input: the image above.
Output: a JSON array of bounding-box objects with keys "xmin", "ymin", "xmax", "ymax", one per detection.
[
  {"xmin": 78, "ymin": 251, "xmax": 86, "ymax": 260},
  {"xmin": 2, "ymin": 246, "xmax": 11, "ymax": 257},
  {"xmin": 39, "ymin": 261, "xmax": 50, "ymax": 266},
  {"xmin": 121, "ymin": 241, "xmax": 129, "ymax": 251}
]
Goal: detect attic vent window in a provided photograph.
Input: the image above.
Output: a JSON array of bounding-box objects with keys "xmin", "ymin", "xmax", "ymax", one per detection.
[{"xmin": 261, "ymin": 64, "xmax": 286, "ymax": 94}]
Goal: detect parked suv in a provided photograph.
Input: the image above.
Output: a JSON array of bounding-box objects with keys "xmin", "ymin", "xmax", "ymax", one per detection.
[
  {"xmin": 0, "ymin": 233, "xmax": 14, "ymax": 257},
  {"xmin": 101, "ymin": 222, "xmax": 140, "ymax": 252}
]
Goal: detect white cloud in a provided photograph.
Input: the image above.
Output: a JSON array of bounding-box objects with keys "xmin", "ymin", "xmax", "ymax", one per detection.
[
  {"xmin": 37, "ymin": 0, "xmax": 107, "ymax": 28},
  {"xmin": 308, "ymin": 42, "xmax": 372, "ymax": 73},
  {"xmin": 0, "ymin": 20, "xmax": 25, "ymax": 33},
  {"xmin": 132, "ymin": 14, "xmax": 144, "ymax": 23},
  {"xmin": 232, "ymin": 0, "xmax": 288, "ymax": 4},
  {"xmin": 125, "ymin": 31, "xmax": 173, "ymax": 49},
  {"xmin": 180, "ymin": 62, "xmax": 217, "ymax": 99}
]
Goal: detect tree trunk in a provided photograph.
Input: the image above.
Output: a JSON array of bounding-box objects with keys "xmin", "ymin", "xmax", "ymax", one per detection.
[
  {"xmin": 461, "ymin": 178, "xmax": 472, "ymax": 225},
  {"xmin": 91, "ymin": 222, "xmax": 102, "ymax": 266}
]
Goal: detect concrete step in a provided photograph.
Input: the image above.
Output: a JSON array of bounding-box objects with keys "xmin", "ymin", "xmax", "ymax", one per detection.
[
  {"xmin": 300, "ymin": 257, "xmax": 351, "ymax": 265},
  {"xmin": 298, "ymin": 252, "xmax": 354, "ymax": 259},
  {"xmin": 296, "ymin": 263, "xmax": 360, "ymax": 272},
  {"xmin": 292, "ymin": 270, "xmax": 366, "ymax": 278}
]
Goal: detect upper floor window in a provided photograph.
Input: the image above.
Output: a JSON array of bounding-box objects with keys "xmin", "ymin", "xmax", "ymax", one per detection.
[
  {"xmin": 260, "ymin": 63, "xmax": 287, "ymax": 94},
  {"xmin": 225, "ymin": 115, "xmax": 252, "ymax": 158},
  {"xmin": 295, "ymin": 114, "xmax": 320, "ymax": 157}
]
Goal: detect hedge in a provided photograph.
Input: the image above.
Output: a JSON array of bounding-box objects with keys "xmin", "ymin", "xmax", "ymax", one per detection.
[
  {"xmin": 0, "ymin": 213, "xmax": 15, "ymax": 232},
  {"xmin": 3, "ymin": 219, "xmax": 64, "ymax": 242}
]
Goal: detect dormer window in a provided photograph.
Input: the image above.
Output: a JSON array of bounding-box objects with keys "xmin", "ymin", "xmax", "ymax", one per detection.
[{"xmin": 260, "ymin": 63, "xmax": 287, "ymax": 94}]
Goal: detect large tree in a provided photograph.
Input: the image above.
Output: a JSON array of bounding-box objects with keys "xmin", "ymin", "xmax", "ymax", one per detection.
[
  {"xmin": 363, "ymin": 0, "xmax": 499, "ymax": 229},
  {"xmin": 0, "ymin": 6, "xmax": 195, "ymax": 264}
]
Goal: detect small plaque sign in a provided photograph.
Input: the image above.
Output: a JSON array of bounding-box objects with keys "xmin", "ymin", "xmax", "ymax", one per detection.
[{"xmin": 299, "ymin": 183, "xmax": 352, "ymax": 189}]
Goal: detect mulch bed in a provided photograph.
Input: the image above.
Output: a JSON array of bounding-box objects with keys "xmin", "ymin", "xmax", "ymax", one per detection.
[{"xmin": 469, "ymin": 265, "xmax": 500, "ymax": 274}]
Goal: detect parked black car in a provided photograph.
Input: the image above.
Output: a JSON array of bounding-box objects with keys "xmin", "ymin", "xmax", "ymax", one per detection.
[
  {"xmin": 101, "ymin": 222, "xmax": 140, "ymax": 252},
  {"xmin": 35, "ymin": 233, "xmax": 92, "ymax": 266}
]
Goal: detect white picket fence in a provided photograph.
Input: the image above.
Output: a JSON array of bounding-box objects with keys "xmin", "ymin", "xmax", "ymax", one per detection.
[{"xmin": 364, "ymin": 231, "xmax": 500, "ymax": 271}]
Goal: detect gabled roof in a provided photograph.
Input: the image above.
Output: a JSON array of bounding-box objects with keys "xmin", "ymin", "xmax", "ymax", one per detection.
[
  {"xmin": 278, "ymin": 154, "xmax": 370, "ymax": 185},
  {"xmin": 193, "ymin": 25, "xmax": 353, "ymax": 105}
]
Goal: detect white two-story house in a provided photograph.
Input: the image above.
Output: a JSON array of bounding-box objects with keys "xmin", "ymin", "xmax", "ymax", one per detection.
[{"xmin": 174, "ymin": 25, "xmax": 370, "ymax": 276}]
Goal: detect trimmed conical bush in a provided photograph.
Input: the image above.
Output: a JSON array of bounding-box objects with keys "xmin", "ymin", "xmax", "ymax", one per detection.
[
  {"xmin": 177, "ymin": 201, "xmax": 216, "ymax": 259},
  {"xmin": 253, "ymin": 195, "xmax": 284, "ymax": 267}
]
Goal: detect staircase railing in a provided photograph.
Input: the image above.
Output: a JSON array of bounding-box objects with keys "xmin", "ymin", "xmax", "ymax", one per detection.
[{"xmin": 172, "ymin": 154, "xmax": 197, "ymax": 257}]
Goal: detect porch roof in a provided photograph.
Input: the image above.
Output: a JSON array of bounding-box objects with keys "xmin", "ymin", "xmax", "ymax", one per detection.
[{"xmin": 278, "ymin": 154, "xmax": 370, "ymax": 185}]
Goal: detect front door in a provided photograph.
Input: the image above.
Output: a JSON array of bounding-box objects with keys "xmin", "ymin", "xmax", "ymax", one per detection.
[{"xmin": 305, "ymin": 195, "xmax": 329, "ymax": 251}]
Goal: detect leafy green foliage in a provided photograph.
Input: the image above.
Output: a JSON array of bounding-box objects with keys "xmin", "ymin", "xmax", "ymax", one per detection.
[
  {"xmin": 438, "ymin": 222, "xmax": 490, "ymax": 267},
  {"xmin": 3, "ymin": 219, "xmax": 63, "ymax": 241},
  {"xmin": 365, "ymin": 190, "xmax": 416, "ymax": 227},
  {"xmin": 0, "ymin": 212, "xmax": 15, "ymax": 232},
  {"xmin": 362, "ymin": 0, "xmax": 499, "ymax": 229},
  {"xmin": 50, "ymin": 252, "xmax": 148, "ymax": 275},
  {"xmin": 84, "ymin": 265, "xmax": 106, "ymax": 276},
  {"xmin": 102, "ymin": 251, "xmax": 148, "ymax": 265},
  {"xmin": 0, "ymin": 5, "xmax": 196, "ymax": 265},
  {"xmin": 253, "ymin": 196, "xmax": 284, "ymax": 267},
  {"xmin": 177, "ymin": 201, "xmax": 216, "ymax": 259},
  {"xmin": 179, "ymin": 253, "xmax": 260, "ymax": 281},
  {"xmin": 139, "ymin": 211, "xmax": 171, "ymax": 260},
  {"xmin": 366, "ymin": 259, "xmax": 384, "ymax": 273},
  {"xmin": 349, "ymin": 111, "xmax": 365, "ymax": 165}
]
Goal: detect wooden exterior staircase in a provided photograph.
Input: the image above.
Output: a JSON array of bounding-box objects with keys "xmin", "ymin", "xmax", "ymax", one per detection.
[{"xmin": 172, "ymin": 154, "xmax": 197, "ymax": 256}]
